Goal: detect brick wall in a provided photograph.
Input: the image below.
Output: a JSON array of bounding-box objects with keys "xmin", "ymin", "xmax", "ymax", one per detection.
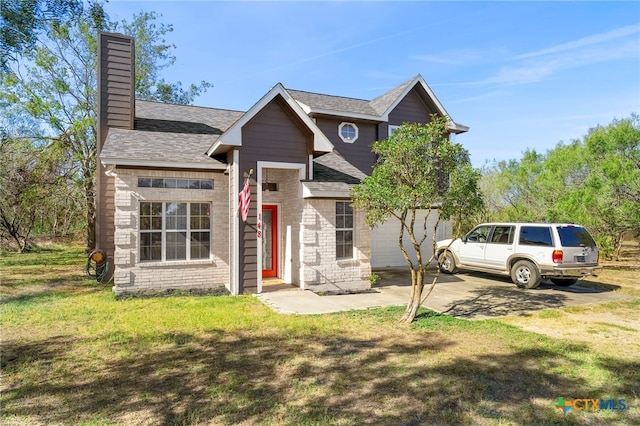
[
  {"xmin": 112, "ymin": 168, "xmax": 230, "ymax": 294},
  {"xmin": 262, "ymin": 168, "xmax": 303, "ymax": 283},
  {"xmin": 301, "ymin": 199, "xmax": 371, "ymax": 292}
]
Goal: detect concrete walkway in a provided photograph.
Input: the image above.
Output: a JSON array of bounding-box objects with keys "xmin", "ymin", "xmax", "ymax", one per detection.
[{"xmin": 256, "ymin": 268, "xmax": 628, "ymax": 319}]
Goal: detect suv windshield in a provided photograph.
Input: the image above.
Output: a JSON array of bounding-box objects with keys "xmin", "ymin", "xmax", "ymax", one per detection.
[{"xmin": 556, "ymin": 226, "xmax": 596, "ymax": 247}]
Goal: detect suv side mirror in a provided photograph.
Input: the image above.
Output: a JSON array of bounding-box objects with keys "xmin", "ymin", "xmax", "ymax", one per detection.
[{"xmin": 461, "ymin": 235, "xmax": 468, "ymax": 243}]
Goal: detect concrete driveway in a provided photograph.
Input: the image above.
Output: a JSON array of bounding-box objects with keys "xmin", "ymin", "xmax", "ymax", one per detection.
[{"xmin": 256, "ymin": 268, "xmax": 628, "ymax": 319}]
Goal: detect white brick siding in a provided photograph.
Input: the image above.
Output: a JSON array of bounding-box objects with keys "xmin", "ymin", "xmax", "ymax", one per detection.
[
  {"xmin": 111, "ymin": 168, "xmax": 230, "ymax": 294},
  {"xmin": 262, "ymin": 168, "xmax": 303, "ymax": 283},
  {"xmin": 300, "ymin": 199, "xmax": 371, "ymax": 292},
  {"xmin": 110, "ymin": 167, "xmax": 373, "ymax": 295}
]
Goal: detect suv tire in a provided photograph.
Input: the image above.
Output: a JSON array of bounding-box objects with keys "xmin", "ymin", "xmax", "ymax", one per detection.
[
  {"xmin": 550, "ymin": 278, "xmax": 578, "ymax": 287},
  {"xmin": 511, "ymin": 260, "xmax": 541, "ymax": 289},
  {"xmin": 438, "ymin": 251, "xmax": 457, "ymax": 274}
]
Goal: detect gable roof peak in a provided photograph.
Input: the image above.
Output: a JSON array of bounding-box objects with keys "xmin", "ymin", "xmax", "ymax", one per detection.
[
  {"xmin": 207, "ymin": 83, "xmax": 334, "ymax": 156},
  {"xmin": 369, "ymin": 74, "xmax": 468, "ymax": 133}
]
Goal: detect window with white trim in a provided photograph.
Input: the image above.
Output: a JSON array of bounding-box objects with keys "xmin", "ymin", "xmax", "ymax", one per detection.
[
  {"xmin": 336, "ymin": 201, "xmax": 354, "ymax": 259},
  {"xmin": 338, "ymin": 122, "xmax": 358, "ymax": 143},
  {"xmin": 388, "ymin": 125, "xmax": 400, "ymax": 136},
  {"xmin": 139, "ymin": 202, "xmax": 211, "ymax": 262}
]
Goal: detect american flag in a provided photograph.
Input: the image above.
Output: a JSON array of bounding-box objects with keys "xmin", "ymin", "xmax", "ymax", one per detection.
[{"xmin": 239, "ymin": 178, "xmax": 250, "ymax": 222}]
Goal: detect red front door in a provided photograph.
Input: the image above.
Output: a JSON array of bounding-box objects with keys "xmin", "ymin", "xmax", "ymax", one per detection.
[{"xmin": 262, "ymin": 205, "xmax": 278, "ymax": 278}]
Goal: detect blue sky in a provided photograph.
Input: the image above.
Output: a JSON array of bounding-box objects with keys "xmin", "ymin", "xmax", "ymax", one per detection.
[{"xmin": 105, "ymin": 1, "xmax": 640, "ymax": 167}]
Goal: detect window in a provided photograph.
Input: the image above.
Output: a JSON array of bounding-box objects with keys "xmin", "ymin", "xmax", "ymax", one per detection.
[
  {"xmin": 465, "ymin": 225, "xmax": 492, "ymax": 243},
  {"xmin": 138, "ymin": 177, "xmax": 213, "ymax": 190},
  {"xmin": 336, "ymin": 201, "xmax": 354, "ymax": 259},
  {"xmin": 388, "ymin": 125, "xmax": 400, "ymax": 136},
  {"xmin": 490, "ymin": 226, "xmax": 515, "ymax": 244},
  {"xmin": 338, "ymin": 122, "xmax": 358, "ymax": 143},
  {"xmin": 140, "ymin": 202, "xmax": 211, "ymax": 262},
  {"xmin": 519, "ymin": 226, "xmax": 553, "ymax": 246},
  {"xmin": 556, "ymin": 225, "xmax": 596, "ymax": 247},
  {"xmin": 140, "ymin": 202, "xmax": 162, "ymax": 261}
]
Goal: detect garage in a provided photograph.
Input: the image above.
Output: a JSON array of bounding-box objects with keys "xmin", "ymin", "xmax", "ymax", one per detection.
[{"xmin": 371, "ymin": 209, "xmax": 449, "ymax": 268}]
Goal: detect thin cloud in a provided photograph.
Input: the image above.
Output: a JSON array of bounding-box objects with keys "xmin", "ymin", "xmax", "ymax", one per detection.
[
  {"xmin": 486, "ymin": 39, "xmax": 638, "ymax": 85},
  {"xmin": 422, "ymin": 24, "xmax": 639, "ymax": 88},
  {"xmin": 412, "ymin": 48, "xmax": 508, "ymax": 65},
  {"xmin": 518, "ymin": 24, "xmax": 640, "ymax": 59},
  {"xmin": 259, "ymin": 26, "xmax": 424, "ymax": 74},
  {"xmin": 445, "ymin": 90, "xmax": 508, "ymax": 105}
]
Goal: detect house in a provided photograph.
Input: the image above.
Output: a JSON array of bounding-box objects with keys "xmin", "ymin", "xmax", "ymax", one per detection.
[{"xmin": 96, "ymin": 32, "xmax": 468, "ymax": 295}]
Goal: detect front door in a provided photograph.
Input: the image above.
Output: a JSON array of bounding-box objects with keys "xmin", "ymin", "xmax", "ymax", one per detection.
[
  {"xmin": 262, "ymin": 205, "xmax": 278, "ymax": 278},
  {"xmin": 484, "ymin": 225, "xmax": 515, "ymax": 270},
  {"xmin": 458, "ymin": 224, "xmax": 491, "ymax": 267}
]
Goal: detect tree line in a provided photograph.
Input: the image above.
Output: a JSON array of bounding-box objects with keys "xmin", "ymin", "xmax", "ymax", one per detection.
[
  {"xmin": 0, "ymin": 0, "xmax": 210, "ymax": 252},
  {"xmin": 1, "ymin": 1, "xmax": 637, "ymax": 261},
  {"xmin": 479, "ymin": 114, "xmax": 639, "ymax": 259}
]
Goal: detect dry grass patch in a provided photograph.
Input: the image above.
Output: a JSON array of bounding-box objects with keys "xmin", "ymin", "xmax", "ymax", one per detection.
[{"xmin": 499, "ymin": 242, "xmax": 640, "ymax": 364}]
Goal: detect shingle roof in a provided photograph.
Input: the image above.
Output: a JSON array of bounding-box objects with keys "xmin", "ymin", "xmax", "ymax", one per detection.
[
  {"xmin": 303, "ymin": 181, "xmax": 356, "ymax": 196},
  {"xmin": 100, "ymin": 101, "xmax": 245, "ymax": 166},
  {"xmin": 312, "ymin": 151, "xmax": 367, "ymax": 183},
  {"xmin": 101, "ymin": 76, "xmax": 458, "ymax": 172},
  {"xmin": 100, "ymin": 128, "xmax": 224, "ymax": 167},
  {"xmin": 287, "ymin": 89, "xmax": 380, "ymax": 117},
  {"xmin": 135, "ymin": 100, "xmax": 244, "ymax": 134},
  {"xmin": 369, "ymin": 76, "xmax": 415, "ymax": 116},
  {"xmin": 287, "ymin": 76, "xmax": 418, "ymax": 119}
]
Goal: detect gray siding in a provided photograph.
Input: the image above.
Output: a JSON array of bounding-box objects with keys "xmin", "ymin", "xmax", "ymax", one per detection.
[
  {"xmin": 239, "ymin": 175, "xmax": 258, "ymax": 292},
  {"xmin": 388, "ymin": 87, "xmax": 438, "ymax": 126},
  {"xmin": 238, "ymin": 96, "xmax": 313, "ymax": 292},
  {"xmin": 96, "ymin": 32, "xmax": 135, "ymax": 267},
  {"xmin": 241, "ymin": 96, "xmax": 312, "ymax": 166},
  {"xmin": 98, "ymin": 32, "xmax": 135, "ymax": 146},
  {"xmin": 314, "ymin": 117, "xmax": 378, "ymax": 175}
]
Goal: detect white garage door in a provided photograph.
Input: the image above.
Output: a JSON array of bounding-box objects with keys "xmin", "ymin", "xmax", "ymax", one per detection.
[{"xmin": 371, "ymin": 210, "xmax": 447, "ymax": 268}]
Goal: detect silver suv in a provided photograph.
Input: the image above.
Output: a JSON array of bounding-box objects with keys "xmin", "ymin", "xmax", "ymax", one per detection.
[{"xmin": 435, "ymin": 223, "xmax": 600, "ymax": 289}]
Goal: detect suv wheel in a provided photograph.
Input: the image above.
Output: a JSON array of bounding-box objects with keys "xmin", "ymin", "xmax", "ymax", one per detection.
[
  {"xmin": 550, "ymin": 278, "xmax": 578, "ymax": 287},
  {"xmin": 438, "ymin": 251, "xmax": 457, "ymax": 274},
  {"xmin": 511, "ymin": 260, "xmax": 541, "ymax": 289}
]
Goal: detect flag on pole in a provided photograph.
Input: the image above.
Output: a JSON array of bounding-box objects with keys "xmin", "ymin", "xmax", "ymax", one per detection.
[{"xmin": 239, "ymin": 178, "xmax": 251, "ymax": 222}]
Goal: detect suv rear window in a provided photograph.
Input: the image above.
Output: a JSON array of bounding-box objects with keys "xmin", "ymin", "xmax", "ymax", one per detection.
[
  {"xmin": 519, "ymin": 226, "xmax": 553, "ymax": 246},
  {"xmin": 556, "ymin": 226, "xmax": 596, "ymax": 247}
]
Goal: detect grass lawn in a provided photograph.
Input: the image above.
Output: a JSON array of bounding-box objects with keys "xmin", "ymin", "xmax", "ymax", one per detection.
[{"xmin": 1, "ymin": 246, "xmax": 639, "ymax": 425}]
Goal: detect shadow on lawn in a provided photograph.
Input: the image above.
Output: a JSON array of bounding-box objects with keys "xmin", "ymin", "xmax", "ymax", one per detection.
[
  {"xmin": 440, "ymin": 285, "xmax": 572, "ymax": 318},
  {"xmin": 0, "ymin": 273, "xmax": 100, "ymax": 306},
  {"xmin": 3, "ymin": 327, "xmax": 639, "ymax": 425},
  {"xmin": 376, "ymin": 268, "xmax": 623, "ymax": 320}
]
